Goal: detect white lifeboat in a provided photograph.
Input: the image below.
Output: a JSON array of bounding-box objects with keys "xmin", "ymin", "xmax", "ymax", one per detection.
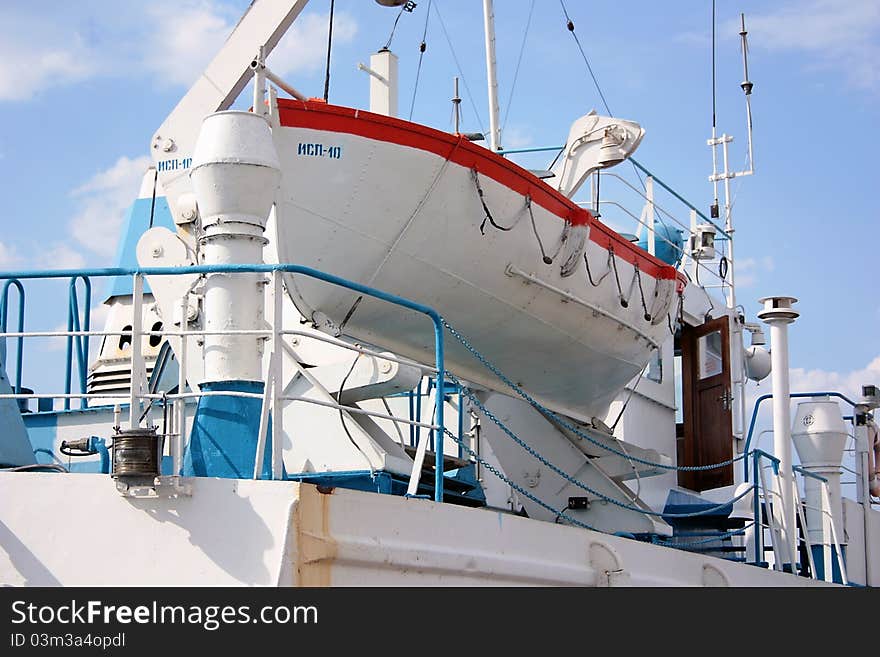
[{"xmin": 273, "ymin": 100, "xmax": 684, "ymax": 422}]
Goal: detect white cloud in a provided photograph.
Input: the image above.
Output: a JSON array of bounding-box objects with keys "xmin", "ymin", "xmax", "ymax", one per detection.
[
  {"xmin": 735, "ymin": 256, "xmax": 775, "ymax": 289},
  {"xmin": 69, "ymin": 155, "xmax": 151, "ymax": 259},
  {"xmin": 0, "ymin": 241, "xmax": 23, "ymax": 269},
  {"xmin": 36, "ymin": 244, "xmax": 87, "ymax": 271},
  {"xmin": 0, "ymin": 10, "xmax": 95, "ymax": 101},
  {"xmin": 500, "ymin": 126, "xmax": 533, "ymax": 150},
  {"xmin": 790, "ymin": 355, "xmax": 880, "ymax": 401},
  {"xmin": 270, "ymin": 11, "xmax": 358, "ymax": 78},
  {"xmin": 729, "ymin": 0, "xmax": 880, "ymax": 92},
  {"xmin": 0, "ymin": 3, "xmax": 358, "ymax": 102},
  {"xmin": 140, "ymin": 1, "xmax": 240, "ymax": 88}
]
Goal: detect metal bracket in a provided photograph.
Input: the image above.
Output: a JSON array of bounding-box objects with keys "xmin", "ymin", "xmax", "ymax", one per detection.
[{"xmin": 115, "ymin": 475, "xmax": 193, "ymax": 499}]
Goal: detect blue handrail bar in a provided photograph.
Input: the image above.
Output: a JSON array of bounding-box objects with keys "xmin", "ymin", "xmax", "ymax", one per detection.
[
  {"xmin": 0, "ymin": 278, "xmax": 25, "ymax": 394},
  {"xmin": 743, "ymin": 391, "xmax": 859, "ymax": 479},
  {"xmin": 496, "ymin": 145, "xmax": 563, "ymax": 156},
  {"xmin": 0, "ymin": 263, "xmax": 448, "ymax": 502},
  {"xmin": 792, "ymin": 464, "xmax": 828, "ymax": 483},
  {"xmin": 64, "ymin": 276, "xmax": 91, "ymax": 410},
  {"xmin": 628, "ymin": 158, "xmax": 731, "ymax": 241}
]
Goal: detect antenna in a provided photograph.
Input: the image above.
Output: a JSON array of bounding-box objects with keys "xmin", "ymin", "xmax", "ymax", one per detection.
[
  {"xmin": 452, "ymin": 76, "xmax": 461, "ymax": 134},
  {"xmin": 739, "ymin": 13, "xmax": 755, "ymax": 173},
  {"xmin": 710, "ymin": 0, "xmax": 718, "ymax": 219}
]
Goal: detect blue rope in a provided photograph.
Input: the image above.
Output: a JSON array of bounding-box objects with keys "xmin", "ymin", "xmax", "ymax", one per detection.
[{"xmin": 443, "ymin": 319, "xmax": 747, "ymax": 472}]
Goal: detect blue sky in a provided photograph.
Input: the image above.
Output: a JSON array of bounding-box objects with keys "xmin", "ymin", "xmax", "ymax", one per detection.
[{"xmin": 0, "ymin": 0, "xmax": 878, "ymax": 401}]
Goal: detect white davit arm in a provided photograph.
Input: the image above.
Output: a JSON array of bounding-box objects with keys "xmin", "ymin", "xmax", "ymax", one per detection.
[{"xmin": 150, "ymin": 0, "xmax": 312, "ymax": 238}]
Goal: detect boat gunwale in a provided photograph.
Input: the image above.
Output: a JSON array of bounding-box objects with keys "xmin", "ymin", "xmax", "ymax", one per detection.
[{"xmin": 276, "ymin": 99, "xmax": 685, "ymax": 286}]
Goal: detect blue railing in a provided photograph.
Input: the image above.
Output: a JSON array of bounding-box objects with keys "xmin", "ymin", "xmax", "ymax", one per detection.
[
  {"xmin": 64, "ymin": 276, "xmax": 91, "ymax": 410},
  {"xmin": 743, "ymin": 391, "xmax": 858, "ymax": 479},
  {"xmin": 0, "ymin": 264, "xmax": 449, "ymax": 502},
  {"xmin": 0, "ymin": 279, "xmax": 25, "ymax": 395}
]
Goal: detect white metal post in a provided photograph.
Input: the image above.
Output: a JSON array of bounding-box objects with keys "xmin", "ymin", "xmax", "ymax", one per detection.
[
  {"xmin": 758, "ymin": 296, "xmax": 800, "ymax": 570},
  {"xmin": 482, "ymin": 0, "xmax": 501, "ymax": 151},
  {"xmin": 129, "ymin": 273, "xmax": 145, "ymax": 429},
  {"xmin": 721, "ymin": 136, "xmax": 735, "ymax": 310},
  {"xmin": 174, "ymin": 293, "xmax": 188, "ymax": 476},
  {"xmin": 646, "ymin": 176, "xmax": 655, "ymax": 257},
  {"xmin": 271, "ymin": 269, "xmax": 284, "ymax": 479}
]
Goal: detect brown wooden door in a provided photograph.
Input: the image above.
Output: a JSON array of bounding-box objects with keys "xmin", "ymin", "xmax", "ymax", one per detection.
[{"xmin": 679, "ymin": 315, "xmax": 734, "ymax": 491}]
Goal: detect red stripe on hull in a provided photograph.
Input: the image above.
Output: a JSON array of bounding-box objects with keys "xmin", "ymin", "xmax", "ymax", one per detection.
[{"xmin": 278, "ymin": 100, "xmax": 683, "ymax": 283}]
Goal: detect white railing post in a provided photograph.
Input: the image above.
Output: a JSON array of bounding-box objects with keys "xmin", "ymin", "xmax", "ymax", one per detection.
[
  {"xmin": 173, "ymin": 293, "xmax": 188, "ymax": 476},
  {"xmin": 759, "ymin": 463, "xmax": 785, "ymax": 571},
  {"xmin": 646, "ymin": 176, "xmax": 655, "ymax": 257},
  {"xmin": 129, "ymin": 273, "xmax": 145, "ymax": 429},
  {"xmin": 792, "ymin": 477, "xmax": 816, "ymax": 579},
  {"xmin": 821, "ymin": 483, "xmax": 848, "ymax": 585},
  {"xmin": 271, "ymin": 270, "xmax": 284, "ymax": 480}
]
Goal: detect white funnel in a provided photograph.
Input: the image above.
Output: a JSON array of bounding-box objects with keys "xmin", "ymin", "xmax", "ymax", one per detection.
[
  {"xmin": 792, "ymin": 397, "xmax": 847, "ymax": 547},
  {"xmin": 191, "ymin": 111, "xmax": 281, "ymax": 230},
  {"xmin": 190, "ymin": 111, "xmax": 281, "ymax": 383}
]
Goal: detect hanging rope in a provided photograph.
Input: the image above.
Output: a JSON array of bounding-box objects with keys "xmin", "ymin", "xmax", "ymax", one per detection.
[
  {"xmin": 472, "ymin": 171, "xmax": 563, "ymax": 265},
  {"xmin": 472, "ymin": 169, "xmax": 509, "ymax": 235},
  {"xmin": 323, "ymin": 0, "xmax": 335, "ymax": 102},
  {"xmin": 583, "ymin": 249, "xmax": 613, "ymax": 287},
  {"xmin": 408, "ymin": 0, "xmax": 433, "ymax": 120},
  {"xmin": 634, "ymin": 265, "xmax": 651, "ymax": 321},
  {"xmin": 527, "ymin": 196, "xmax": 564, "ymax": 264}
]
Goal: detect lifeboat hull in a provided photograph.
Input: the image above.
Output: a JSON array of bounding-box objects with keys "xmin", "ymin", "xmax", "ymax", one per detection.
[{"xmin": 273, "ymin": 101, "xmax": 682, "ymax": 422}]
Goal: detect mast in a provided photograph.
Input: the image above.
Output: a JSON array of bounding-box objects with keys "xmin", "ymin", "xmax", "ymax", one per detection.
[{"xmin": 482, "ymin": 0, "xmax": 501, "ymax": 151}]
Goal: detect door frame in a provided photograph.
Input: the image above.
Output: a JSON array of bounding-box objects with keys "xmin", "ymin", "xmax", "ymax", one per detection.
[{"xmin": 678, "ymin": 314, "xmax": 734, "ymax": 491}]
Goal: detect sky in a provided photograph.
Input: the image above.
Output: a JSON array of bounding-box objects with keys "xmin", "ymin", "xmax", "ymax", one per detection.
[{"xmin": 0, "ymin": 0, "xmax": 878, "ymax": 409}]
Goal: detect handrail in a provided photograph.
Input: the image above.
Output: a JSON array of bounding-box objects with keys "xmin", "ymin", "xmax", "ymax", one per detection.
[
  {"xmin": 0, "ymin": 279, "xmax": 25, "ymax": 394},
  {"xmin": 0, "ymin": 264, "xmax": 448, "ymax": 502},
  {"xmin": 64, "ymin": 276, "xmax": 91, "ymax": 410},
  {"xmin": 629, "ymin": 158, "xmax": 731, "ymax": 240},
  {"xmin": 743, "ymin": 391, "xmax": 859, "ymax": 479}
]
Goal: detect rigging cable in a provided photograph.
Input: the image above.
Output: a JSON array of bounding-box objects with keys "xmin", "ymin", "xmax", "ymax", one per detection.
[
  {"xmin": 500, "ymin": 0, "xmax": 536, "ymax": 138},
  {"xmin": 433, "ymin": 0, "xmax": 487, "ymax": 136},
  {"xmin": 383, "ymin": 1, "xmax": 408, "ymax": 50},
  {"xmin": 558, "ymin": 0, "xmax": 612, "ymax": 116},
  {"xmin": 323, "ymin": 0, "xmax": 335, "ymax": 101},
  {"xmin": 558, "ymin": 0, "xmax": 647, "ymax": 190},
  {"xmin": 409, "ymin": 0, "xmax": 433, "ymax": 120}
]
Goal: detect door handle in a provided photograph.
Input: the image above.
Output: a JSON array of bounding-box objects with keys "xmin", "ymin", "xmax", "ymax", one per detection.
[{"xmin": 717, "ymin": 389, "xmax": 732, "ymax": 411}]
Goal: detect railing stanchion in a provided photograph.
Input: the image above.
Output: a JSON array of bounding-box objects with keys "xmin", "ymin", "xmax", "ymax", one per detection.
[
  {"xmin": 174, "ymin": 293, "xmax": 188, "ymax": 476},
  {"xmin": 129, "ymin": 273, "xmax": 145, "ymax": 428},
  {"xmin": 0, "ymin": 279, "xmax": 25, "ymax": 396},
  {"xmin": 271, "ymin": 270, "xmax": 283, "ymax": 480}
]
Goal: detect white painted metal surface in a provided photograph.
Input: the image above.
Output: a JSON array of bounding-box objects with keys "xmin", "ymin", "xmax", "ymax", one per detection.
[
  {"xmin": 792, "ymin": 397, "xmax": 848, "ymax": 548},
  {"xmin": 190, "ymin": 111, "xmax": 281, "ymax": 382},
  {"xmin": 0, "ymin": 473, "xmax": 833, "ymax": 587},
  {"xmin": 482, "ymin": 0, "xmax": 501, "ymax": 151},
  {"xmin": 758, "ymin": 295, "xmax": 800, "ymax": 568},
  {"xmin": 272, "ymin": 119, "xmax": 677, "ymax": 423},
  {"xmin": 151, "ymin": 0, "xmax": 312, "ymax": 237},
  {"xmin": 363, "ymin": 49, "xmax": 398, "ymax": 117}
]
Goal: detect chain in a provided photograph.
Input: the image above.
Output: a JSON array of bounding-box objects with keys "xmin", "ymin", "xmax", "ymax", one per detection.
[
  {"xmin": 443, "ymin": 319, "xmax": 747, "ymax": 472},
  {"xmin": 452, "ymin": 376, "xmax": 753, "ymax": 519},
  {"xmin": 442, "ymin": 427, "xmax": 600, "ymax": 531}
]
